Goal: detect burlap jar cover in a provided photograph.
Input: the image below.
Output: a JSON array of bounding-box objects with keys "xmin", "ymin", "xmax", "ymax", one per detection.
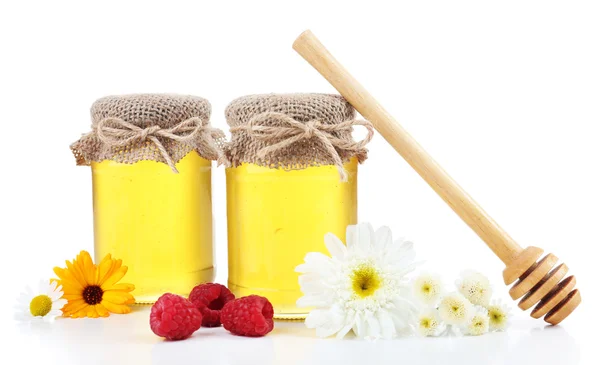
[
  {"xmin": 71, "ymin": 94, "xmax": 225, "ymax": 172},
  {"xmin": 223, "ymin": 93, "xmax": 374, "ymax": 181}
]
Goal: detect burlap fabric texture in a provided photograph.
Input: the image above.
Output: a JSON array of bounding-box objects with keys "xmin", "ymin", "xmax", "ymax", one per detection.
[
  {"xmin": 71, "ymin": 94, "xmax": 225, "ymax": 173},
  {"xmin": 223, "ymin": 93, "xmax": 374, "ymax": 181}
]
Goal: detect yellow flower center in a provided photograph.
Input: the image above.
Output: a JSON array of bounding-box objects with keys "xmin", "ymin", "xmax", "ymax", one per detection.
[
  {"xmin": 422, "ymin": 284, "xmax": 431, "ymax": 293},
  {"xmin": 420, "ymin": 318, "xmax": 431, "ymax": 328},
  {"xmin": 351, "ymin": 264, "xmax": 382, "ymax": 298},
  {"xmin": 30, "ymin": 295, "xmax": 53, "ymax": 317},
  {"xmin": 490, "ymin": 309, "xmax": 504, "ymax": 323},
  {"xmin": 83, "ymin": 285, "xmax": 104, "ymax": 305}
]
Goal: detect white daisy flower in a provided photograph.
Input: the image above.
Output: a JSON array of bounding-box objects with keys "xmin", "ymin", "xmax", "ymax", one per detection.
[
  {"xmin": 463, "ymin": 306, "xmax": 490, "ymax": 336},
  {"xmin": 412, "ymin": 272, "xmax": 443, "ymax": 306},
  {"xmin": 455, "ymin": 270, "xmax": 492, "ymax": 306},
  {"xmin": 417, "ymin": 308, "xmax": 446, "ymax": 337},
  {"xmin": 296, "ymin": 222, "xmax": 419, "ymax": 340},
  {"xmin": 15, "ymin": 280, "xmax": 67, "ymax": 322},
  {"xmin": 487, "ymin": 299, "xmax": 512, "ymax": 331},
  {"xmin": 438, "ymin": 292, "xmax": 474, "ymax": 326}
]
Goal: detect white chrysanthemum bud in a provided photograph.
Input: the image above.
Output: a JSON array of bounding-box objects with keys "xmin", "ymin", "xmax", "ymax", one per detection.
[
  {"xmin": 464, "ymin": 306, "xmax": 490, "ymax": 336},
  {"xmin": 438, "ymin": 292, "xmax": 474, "ymax": 326},
  {"xmin": 455, "ymin": 271, "xmax": 492, "ymax": 306},
  {"xmin": 417, "ymin": 308, "xmax": 446, "ymax": 337},
  {"xmin": 412, "ymin": 272, "xmax": 443, "ymax": 306},
  {"xmin": 487, "ymin": 299, "xmax": 512, "ymax": 331}
]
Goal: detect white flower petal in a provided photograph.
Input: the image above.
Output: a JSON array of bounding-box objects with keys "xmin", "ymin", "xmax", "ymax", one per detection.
[
  {"xmin": 48, "ymin": 309, "xmax": 63, "ymax": 317},
  {"xmin": 47, "ymin": 280, "xmax": 58, "ymax": 294},
  {"xmin": 345, "ymin": 224, "xmax": 358, "ymax": 249},
  {"xmin": 395, "ymin": 238, "xmax": 414, "ymax": 251},
  {"xmin": 305, "ymin": 308, "xmax": 344, "ymax": 338},
  {"xmin": 295, "ymin": 252, "xmax": 336, "ymax": 276},
  {"xmin": 48, "ymin": 283, "xmax": 64, "ymax": 301},
  {"xmin": 304, "ymin": 252, "xmax": 334, "ymax": 265},
  {"xmin": 336, "ymin": 322, "xmax": 354, "ymax": 339},
  {"xmin": 393, "ymin": 299, "xmax": 418, "ymax": 320},
  {"xmin": 385, "ymin": 240, "xmax": 416, "ymax": 263},
  {"xmin": 54, "ymin": 299, "xmax": 68, "ymax": 311},
  {"xmin": 376, "ymin": 310, "xmax": 396, "ymax": 339},
  {"xmin": 365, "ymin": 313, "xmax": 381, "ymax": 339},
  {"xmin": 389, "ymin": 311, "xmax": 410, "ymax": 331},
  {"xmin": 294, "ymin": 263, "xmax": 311, "ymax": 273},
  {"xmin": 355, "ymin": 222, "xmax": 375, "ymax": 253},
  {"xmin": 50, "ymin": 290, "xmax": 63, "ymax": 302},
  {"xmin": 298, "ymin": 274, "xmax": 328, "ymax": 294},
  {"xmin": 304, "ymin": 309, "xmax": 327, "ymax": 329},
  {"xmin": 390, "ymin": 262, "xmax": 421, "ymax": 278},
  {"xmin": 374, "ymin": 226, "xmax": 393, "ymax": 252},
  {"xmin": 353, "ymin": 313, "xmax": 368, "ymax": 339},
  {"xmin": 324, "ymin": 232, "xmax": 347, "ymax": 260},
  {"xmin": 297, "ymin": 292, "xmax": 334, "ymax": 308}
]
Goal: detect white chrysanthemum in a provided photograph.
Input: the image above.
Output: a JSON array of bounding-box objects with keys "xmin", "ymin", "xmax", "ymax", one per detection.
[
  {"xmin": 464, "ymin": 306, "xmax": 490, "ymax": 336},
  {"xmin": 296, "ymin": 222, "xmax": 419, "ymax": 340},
  {"xmin": 455, "ymin": 270, "xmax": 492, "ymax": 306},
  {"xmin": 412, "ymin": 272, "xmax": 443, "ymax": 306},
  {"xmin": 417, "ymin": 308, "xmax": 446, "ymax": 337},
  {"xmin": 438, "ymin": 292, "xmax": 474, "ymax": 326},
  {"xmin": 15, "ymin": 280, "xmax": 67, "ymax": 322},
  {"xmin": 487, "ymin": 299, "xmax": 512, "ymax": 331}
]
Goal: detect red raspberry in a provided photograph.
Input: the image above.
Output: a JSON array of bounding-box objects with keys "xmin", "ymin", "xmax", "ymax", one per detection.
[
  {"xmin": 221, "ymin": 295, "xmax": 274, "ymax": 337},
  {"xmin": 189, "ymin": 283, "xmax": 235, "ymax": 327},
  {"xmin": 150, "ymin": 293, "xmax": 202, "ymax": 341}
]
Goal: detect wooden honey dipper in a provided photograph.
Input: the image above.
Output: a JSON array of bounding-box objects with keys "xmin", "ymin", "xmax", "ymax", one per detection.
[{"xmin": 293, "ymin": 30, "xmax": 581, "ymax": 325}]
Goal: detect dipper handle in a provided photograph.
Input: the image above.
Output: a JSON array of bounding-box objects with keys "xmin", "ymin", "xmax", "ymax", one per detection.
[{"xmin": 293, "ymin": 30, "xmax": 521, "ymax": 265}]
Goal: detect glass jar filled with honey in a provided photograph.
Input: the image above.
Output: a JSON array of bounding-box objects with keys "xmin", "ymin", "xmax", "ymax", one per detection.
[
  {"xmin": 71, "ymin": 94, "xmax": 224, "ymax": 304},
  {"xmin": 223, "ymin": 93, "xmax": 373, "ymax": 319}
]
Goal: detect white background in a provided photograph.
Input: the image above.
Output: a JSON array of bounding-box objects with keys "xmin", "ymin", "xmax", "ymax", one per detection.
[{"xmin": 1, "ymin": 1, "xmax": 598, "ymax": 364}]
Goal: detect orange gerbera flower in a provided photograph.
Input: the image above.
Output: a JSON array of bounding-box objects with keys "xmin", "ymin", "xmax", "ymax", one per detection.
[{"xmin": 53, "ymin": 250, "xmax": 135, "ymax": 318}]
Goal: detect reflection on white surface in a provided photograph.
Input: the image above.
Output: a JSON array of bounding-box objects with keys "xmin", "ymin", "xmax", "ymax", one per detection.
[
  {"xmin": 291, "ymin": 322, "xmax": 580, "ymax": 365},
  {"xmin": 7, "ymin": 306, "xmax": 584, "ymax": 365}
]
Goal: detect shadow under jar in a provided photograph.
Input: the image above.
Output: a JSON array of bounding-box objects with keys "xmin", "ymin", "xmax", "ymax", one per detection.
[
  {"xmin": 223, "ymin": 93, "xmax": 373, "ymax": 319},
  {"xmin": 71, "ymin": 94, "xmax": 225, "ymax": 304}
]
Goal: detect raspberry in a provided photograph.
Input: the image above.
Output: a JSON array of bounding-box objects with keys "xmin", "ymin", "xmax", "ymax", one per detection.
[
  {"xmin": 221, "ymin": 295, "xmax": 274, "ymax": 337},
  {"xmin": 150, "ymin": 293, "xmax": 202, "ymax": 341},
  {"xmin": 189, "ymin": 283, "xmax": 235, "ymax": 327}
]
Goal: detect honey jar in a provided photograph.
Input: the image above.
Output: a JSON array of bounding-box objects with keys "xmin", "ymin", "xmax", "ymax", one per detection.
[
  {"xmin": 223, "ymin": 93, "xmax": 373, "ymax": 319},
  {"xmin": 71, "ymin": 94, "xmax": 224, "ymax": 304}
]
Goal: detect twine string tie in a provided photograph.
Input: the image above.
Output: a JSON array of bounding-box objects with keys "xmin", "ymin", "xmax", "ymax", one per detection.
[
  {"xmin": 95, "ymin": 116, "xmax": 217, "ymax": 173},
  {"xmin": 231, "ymin": 111, "xmax": 374, "ymax": 181}
]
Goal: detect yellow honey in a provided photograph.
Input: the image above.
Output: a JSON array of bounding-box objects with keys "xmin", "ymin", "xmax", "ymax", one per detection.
[
  {"xmin": 92, "ymin": 152, "xmax": 214, "ymax": 304},
  {"xmin": 226, "ymin": 158, "xmax": 357, "ymax": 319}
]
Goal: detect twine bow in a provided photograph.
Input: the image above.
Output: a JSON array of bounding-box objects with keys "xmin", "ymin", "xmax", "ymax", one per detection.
[
  {"xmin": 231, "ymin": 112, "xmax": 374, "ymax": 181},
  {"xmin": 94, "ymin": 116, "xmax": 221, "ymax": 173}
]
